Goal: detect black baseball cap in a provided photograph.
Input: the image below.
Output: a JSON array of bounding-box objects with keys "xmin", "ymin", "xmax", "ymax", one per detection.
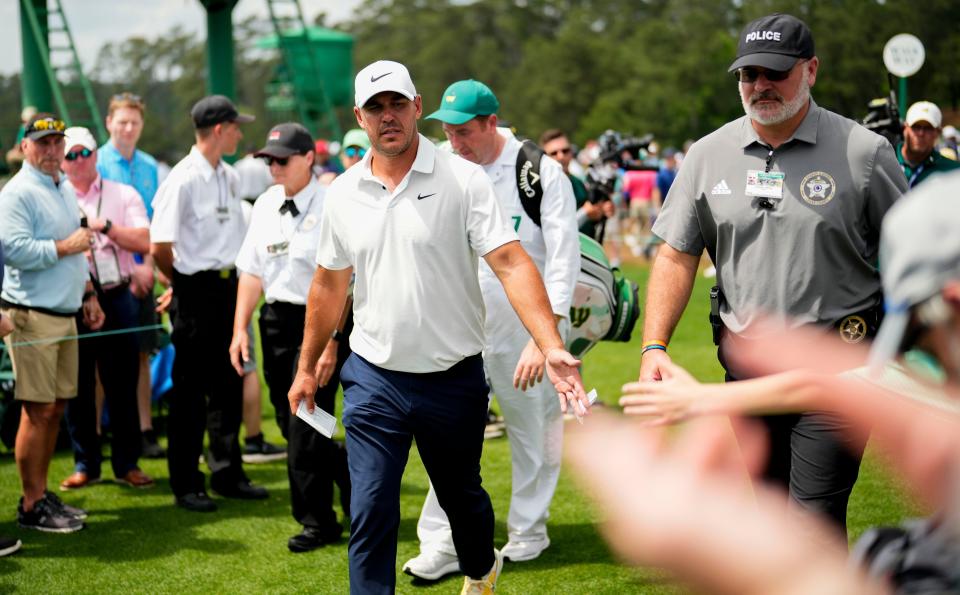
[
  {"xmin": 728, "ymin": 13, "xmax": 815, "ymax": 72},
  {"xmin": 254, "ymin": 123, "xmax": 314, "ymax": 158},
  {"xmin": 190, "ymin": 95, "xmax": 255, "ymax": 129},
  {"xmin": 24, "ymin": 113, "xmax": 66, "ymax": 141}
]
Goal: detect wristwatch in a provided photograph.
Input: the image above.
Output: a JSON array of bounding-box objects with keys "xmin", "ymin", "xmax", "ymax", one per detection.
[
  {"xmin": 101, "ymin": 219, "xmax": 113, "ymax": 235},
  {"xmin": 331, "ymin": 329, "xmax": 344, "ymax": 342}
]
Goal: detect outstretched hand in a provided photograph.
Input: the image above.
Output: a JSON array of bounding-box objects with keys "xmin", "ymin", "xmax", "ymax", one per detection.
[
  {"xmin": 620, "ymin": 360, "xmax": 703, "ymax": 424},
  {"xmin": 544, "ymin": 347, "xmax": 588, "ymax": 416}
]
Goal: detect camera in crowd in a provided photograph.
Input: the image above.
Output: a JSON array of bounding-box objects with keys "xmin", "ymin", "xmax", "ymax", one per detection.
[
  {"xmin": 861, "ymin": 89, "xmax": 902, "ymax": 147},
  {"xmin": 583, "ymin": 129, "xmax": 656, "ymax": 206}
]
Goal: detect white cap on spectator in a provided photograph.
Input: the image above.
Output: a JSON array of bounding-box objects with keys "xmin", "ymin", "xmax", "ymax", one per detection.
[
  {"xmin": 354, "ymin": 60, "xmax": 417, "ymax": 108},
  {"xmin": 905, "ymin": 101, "xmax": 942, "ymax": 128},
  {"xmin": 63, "ymin": 127, "xmax": 97, "ymax": 155}
]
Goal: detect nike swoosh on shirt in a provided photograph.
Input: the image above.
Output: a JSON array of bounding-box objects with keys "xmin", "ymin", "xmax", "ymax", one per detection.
[
  {"xmin": 417, "ymin": 193, "xmax": 436, "ymax": 200},
  {"xmin": 370, "ymin": 72, "xmax": 392, "ymax": 82}
]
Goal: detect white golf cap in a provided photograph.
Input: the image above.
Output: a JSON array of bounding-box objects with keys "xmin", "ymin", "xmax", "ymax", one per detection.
[
  {"xmin": 905, "ymin": 101, "xmax": 942, "ymax": 128},
  {"xmin": 354, "ymin": 60, "xmax": 417, "ymax": 108},
  {"xmin": 869, "ymin": 170, "xmax": 960, "ymax": 371},
  {"xmin": 63, "ymin": 126, "xmax": 97, "ymax": 155}
]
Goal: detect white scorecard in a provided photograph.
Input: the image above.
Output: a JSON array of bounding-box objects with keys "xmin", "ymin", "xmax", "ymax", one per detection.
[{"xmin": 296, "ymin": 399, "xmax": 338, "ymax": 438}]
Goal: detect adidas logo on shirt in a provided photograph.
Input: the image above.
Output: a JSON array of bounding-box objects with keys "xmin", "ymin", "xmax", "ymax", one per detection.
[{"xmin": 711, "ymin": 180, "xmax": 732, "ymax": 195}]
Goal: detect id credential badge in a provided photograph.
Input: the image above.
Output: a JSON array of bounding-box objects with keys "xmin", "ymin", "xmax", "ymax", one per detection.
[
  {"xmin": 745, "ymin": 170, "xmax": 785, "ymax": 198},
  {"xmin": 93, "ymin": 246, "xmax": 122, "ymax": 287}
]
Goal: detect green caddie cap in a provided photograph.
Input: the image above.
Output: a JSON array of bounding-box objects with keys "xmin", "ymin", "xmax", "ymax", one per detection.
[
  {"xmin": 425, "ymin": 79, "xmax": 500, "ymax": 125},
  {"xmin": 342, "ymin": 128, "xmax": 371, "ymax": 150}
]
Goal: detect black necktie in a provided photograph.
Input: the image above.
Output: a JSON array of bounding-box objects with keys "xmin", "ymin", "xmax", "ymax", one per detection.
[{"xmin": 279, "ymin": 199, "xmax": 299, "ymax": 217}]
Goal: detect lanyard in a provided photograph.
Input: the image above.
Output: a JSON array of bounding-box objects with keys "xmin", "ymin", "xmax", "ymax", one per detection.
[
  {"xmin": 908, "ymin": 163, "xmax": 925, "ymax": 188},
  {"xmin": 215, "ymin": 168, "xmax": 228, "ymax": 212}
]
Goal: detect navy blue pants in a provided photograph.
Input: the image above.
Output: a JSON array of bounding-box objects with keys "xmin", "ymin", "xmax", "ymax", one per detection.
[
  {"xmin": 341, "ymin": 353, "xmax": 494, "ymax": 594},
  {"xmin": 65, "ymin": 284, "xmax": 142, "ymax": 478}
]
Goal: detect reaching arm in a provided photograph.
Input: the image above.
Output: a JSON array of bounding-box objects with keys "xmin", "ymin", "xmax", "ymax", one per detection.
[
  {"xmin": 639, "ymin": 243, "xmax": 700, "ymax": 381},
  {"xmin": 484, "ymin": 241, "xmax": 564, "ymax": 354},
  {"xmin": 484, "ymin": 240, "xmax": 587, "ymax": 413},
  {"xmin": 621, "ymin": 361, "xmax": 829, "ymax": 423},
  {"xmin": 288, "ymin": 266, "xmax": 352, "ymax": 413}
]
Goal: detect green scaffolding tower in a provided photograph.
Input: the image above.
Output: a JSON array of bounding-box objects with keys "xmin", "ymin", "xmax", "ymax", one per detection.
[
  {"xmin": 263, "ymin": 0, "xmax": 345, "ymax": 141},
  {"xmin": 19, "ymin": 0, "xmax": 106, "ymax": 142}
]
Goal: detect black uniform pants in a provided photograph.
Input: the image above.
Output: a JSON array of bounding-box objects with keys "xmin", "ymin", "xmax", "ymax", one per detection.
[
  {"xmin": 65, "ymin": 284, "xmax": 142, "ymax": 478},
  {"xmin": 258, "ymin": 301, "xmax": 351, "ymax": 531},
  {"xmin": 168, "ymin": 270, "xmax": 245, "ymax": 497},
  {"xmin": 720, "ymin": 339, "xmax": 866, "ymax": 537}
]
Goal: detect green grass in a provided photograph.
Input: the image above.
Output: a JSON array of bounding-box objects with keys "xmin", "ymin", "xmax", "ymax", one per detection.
[{"xmin": 0, "ymin": 263, "xmax": 920, "ymax": 593}]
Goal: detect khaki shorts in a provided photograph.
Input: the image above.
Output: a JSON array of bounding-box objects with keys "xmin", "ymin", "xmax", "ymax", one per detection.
[
  {"xmin": 2, "ymin": 308, "xmax": 78, "ymax": 403},
  {"xmin": 629, "ymin": 199, "xmax": 654, "ymax": 221}
]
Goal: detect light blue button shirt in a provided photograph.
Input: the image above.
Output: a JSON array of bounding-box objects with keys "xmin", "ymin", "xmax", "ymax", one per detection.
[
  {"xmin": 0, "ymin": 162, "xmax": 87, "ymax": 313},
  {"xmin": 97, "ymin": 139, "xmax": 158, "ymax": 219}
]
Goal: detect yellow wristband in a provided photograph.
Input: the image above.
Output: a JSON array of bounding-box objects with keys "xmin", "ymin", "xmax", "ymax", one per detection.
[{"xmin": 641, "ymin": 340, "xmax": 668, "ymax": 349}]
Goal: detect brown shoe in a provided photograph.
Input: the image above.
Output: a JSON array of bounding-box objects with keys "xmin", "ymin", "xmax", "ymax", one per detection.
[
  {"xmin": 59, "ymin": 472, "xmax": 101, "ymax": 491},
  {"xmin": 117, "ymin": 469, "xmax": 155, "ymax": 489}
]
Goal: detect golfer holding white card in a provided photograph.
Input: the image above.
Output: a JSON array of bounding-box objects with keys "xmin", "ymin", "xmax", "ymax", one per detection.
[{"xmin": 287, "ymin": 60, "xmax": 588, "ymax": 595}]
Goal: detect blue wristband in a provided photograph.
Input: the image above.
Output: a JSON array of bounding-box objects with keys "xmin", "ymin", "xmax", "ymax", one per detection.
[{"xmin": 641, "ymin": 344, "xmax": 667, "ymax": 355}]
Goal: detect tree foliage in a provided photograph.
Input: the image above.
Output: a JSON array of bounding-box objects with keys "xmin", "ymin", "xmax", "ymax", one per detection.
[{"xmin": 3, "ymin": 0, "xmax": 959, "ymax": 166}]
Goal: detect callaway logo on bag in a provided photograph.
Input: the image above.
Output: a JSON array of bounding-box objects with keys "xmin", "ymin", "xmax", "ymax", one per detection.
[{"xmin": 515, "ymin": 140, "xmax": 641, "ymax": 358}]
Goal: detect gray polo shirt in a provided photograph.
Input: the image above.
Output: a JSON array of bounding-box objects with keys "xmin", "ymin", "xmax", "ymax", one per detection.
[{"xmin": 654, "ymin": 100, "xmax": 907, "ymax": 335}]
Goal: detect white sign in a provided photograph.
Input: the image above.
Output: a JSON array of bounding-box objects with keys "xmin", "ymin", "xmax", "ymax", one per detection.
[{"xmin": 883, "ymin": 34, "xmax": 925, "ymax": 77}]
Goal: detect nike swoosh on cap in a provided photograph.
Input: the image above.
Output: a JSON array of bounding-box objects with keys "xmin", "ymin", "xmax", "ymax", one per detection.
[
  {"xmin": 417, "ymin": 193, "xmax": 436, "ymax": 200},
  {"xmin": 370, "ymin": 72, "xmax": 392, "ymax": 82}
]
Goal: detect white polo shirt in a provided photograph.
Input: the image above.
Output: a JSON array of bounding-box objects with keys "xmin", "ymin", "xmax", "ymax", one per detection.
[
  {"xmin": 316, "ymin": 134, "xmax": 517, "ymax": 373},
  {"xmin": 236, "ymin": 179, "xmax": 325, "ymax": 304},
  {"xmin": 150, "ymin": 146, "xmax": 247, "ymax": 275},
  {"xmin": 479, "ymin": 130, "xmax": 579, "ymax": 350}
]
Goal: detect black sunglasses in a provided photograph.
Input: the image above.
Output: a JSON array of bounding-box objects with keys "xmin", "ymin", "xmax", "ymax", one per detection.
[
  {"xmin": 733, "ymin": 66, "xmax": 793, "ymax": 83},
  {"xmin": 344, "ymin": 146, "xmax": 367, "ymax": 158},
  {"xmin": 65, "ymin": 148, "xmax": 94, "ymax": 161},
  {"xmin": 263, "ymin": 156, "xmax": 290, "ymax": 166}
]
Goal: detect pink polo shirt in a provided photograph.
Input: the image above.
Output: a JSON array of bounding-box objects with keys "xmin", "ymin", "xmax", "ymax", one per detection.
[
  {"xmin": 622, "ymin": 169, "xmax": 657, "ymax": 203},
  {"xmin": 75, "ymin": 175, "xmax": 149, "ymax": 281}
]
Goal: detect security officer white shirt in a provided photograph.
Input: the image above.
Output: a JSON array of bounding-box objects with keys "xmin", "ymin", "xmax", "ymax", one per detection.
[
  {"xmin": 236, "ymin": 178, "xmax": 325, "ymax": 304},
  {"xmin": 150, "ymin": 146, "xmax": 247, "ymax": 275},
  {"xmin": 654, "ymin": 100, "xmax": 907, "ymax": 335},
  {"xmin": 315, "ymin": 134, "xmax": 517, "ymax": 373},
  {"xmin": 479, "ymin": 130, "xmax": 579, "ymax": 351}
]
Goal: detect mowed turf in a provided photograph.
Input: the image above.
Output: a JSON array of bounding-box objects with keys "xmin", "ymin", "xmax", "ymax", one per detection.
[{"xmin": 0, "ymin": 263, "xmax": 920, "ymax": 593}]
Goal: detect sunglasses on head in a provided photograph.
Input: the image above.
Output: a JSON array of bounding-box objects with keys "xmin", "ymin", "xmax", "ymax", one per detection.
[
  {"xmin": 344, "ymin": 146, "xmax": 367, "ymax": 158},
  {"xmin": 28, "ymin": 118, "xmax": 66, "ymax": 133},
  {"xmin": 65, "ymin": 148, "xmax": 94, "ymax": 161},
  {"xmin": 547, "ymin": 146, "xmax": 572, "ymax": 157},
  {"xmin": 733, "ymin": 66, "xmax": 793, "ymax": 84},
  {"xmin": 111, "ymin": 92, "xmax": 143, "ymax": 103}
]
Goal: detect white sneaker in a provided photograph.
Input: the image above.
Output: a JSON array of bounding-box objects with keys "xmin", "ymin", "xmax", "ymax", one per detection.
[
  {"xmin": 402, "ymin": 549, "xmax": 461, "ymax": 581},
  {"xmin": 461, "ymin": 549, "xmax": 503, "ymax": 594},
  {"xmin": 501, "ymin": 536, "xmax": 550, "ymax": 562}
]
